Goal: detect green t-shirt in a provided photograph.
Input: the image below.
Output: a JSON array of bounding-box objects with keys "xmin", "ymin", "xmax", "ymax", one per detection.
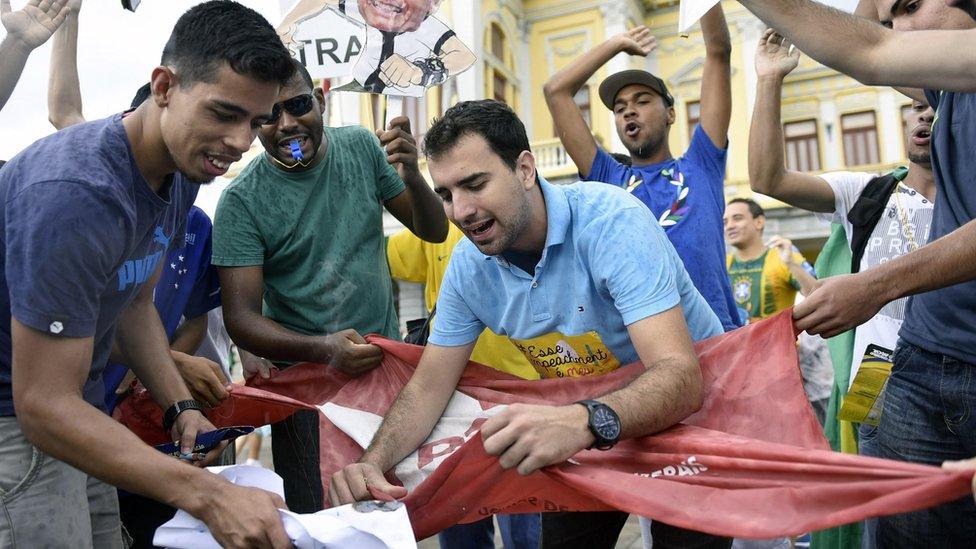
[
  {"xmin": 727, "ymin": 249, "xmax": 805, "ymax": 321},
  {"xmin": 212, "ymin": 125, "xmax": 405, "ymax": 340}
]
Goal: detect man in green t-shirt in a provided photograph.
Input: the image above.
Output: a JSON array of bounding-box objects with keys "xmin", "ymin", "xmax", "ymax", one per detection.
[
  {"xmin": 212, "ymin": 61, "xmax": 447, "ymax": 512},
  {"xmin": 724, "ymin": 198, "xmax": 817, "ymax": 323}
]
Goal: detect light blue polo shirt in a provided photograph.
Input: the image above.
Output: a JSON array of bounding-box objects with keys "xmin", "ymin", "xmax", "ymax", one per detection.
[{"xmin": 429, "ymin": 178, "xmax": 723, "ymax": 379}]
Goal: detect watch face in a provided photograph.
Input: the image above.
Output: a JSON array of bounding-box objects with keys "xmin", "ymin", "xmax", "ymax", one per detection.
[{"xmin": 592, "ymin": 406, "xmax": 621, "ymax": 441}]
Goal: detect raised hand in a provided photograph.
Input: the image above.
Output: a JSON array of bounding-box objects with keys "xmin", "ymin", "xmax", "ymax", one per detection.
[
  {"xmin": 616, "ymin": 25, "xmax": 657, "ymax": 57},
  {"xmin": 767, "ymin": 235, "xmax": 796, "ymax": 265},
  {"xmin": 756, "ymin": 28, "xmax": 800, "ymax": 80},
  {"xmin": 1, "ymin": 0, "xmax": 70, "ymax": 51},
  {"xmin": 376, "ymin": 115, "xmax": 420, "ymax": 182}
]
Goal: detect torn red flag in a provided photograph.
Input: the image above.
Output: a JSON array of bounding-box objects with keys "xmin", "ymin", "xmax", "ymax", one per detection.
[{"xmin": 115, "ymin": 311, "xmax": 973, "ymax": 539}]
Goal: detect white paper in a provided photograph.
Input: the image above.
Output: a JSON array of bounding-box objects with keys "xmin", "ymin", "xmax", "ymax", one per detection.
[
  {"xmin": 678, "ymin": 0, "xmax": 721, "ymax": 32},
  {"xmin": 153, "ymin": 465, "xmax": 417, "ymax": 549}
]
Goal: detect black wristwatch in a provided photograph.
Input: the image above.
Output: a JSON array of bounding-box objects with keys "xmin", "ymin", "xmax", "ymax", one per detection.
[
  {"xmin": 576, "ymin": 399, "xmax": 621, "ymax": 450},
  {"xmin": 163, "ymin": 399, "xmax": 204, "ymax": 431}
]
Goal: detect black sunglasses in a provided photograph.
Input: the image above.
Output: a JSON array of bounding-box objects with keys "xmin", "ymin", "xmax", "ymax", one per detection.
[{"xmin": 264, "ymin": 94, "xmax": 315, "ymax": 125}]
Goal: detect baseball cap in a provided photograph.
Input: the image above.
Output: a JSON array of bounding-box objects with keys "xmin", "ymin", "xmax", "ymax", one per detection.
[{"xmin": 598, "ymin": 70, "xmax": 674, "ymax": 110}]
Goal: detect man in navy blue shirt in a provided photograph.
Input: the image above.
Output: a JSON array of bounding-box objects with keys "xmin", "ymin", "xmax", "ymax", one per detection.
[
  {"xmin": 543, "ymin": 5, "xmax": 739, "ymax": 333},
  {"xmin": 728, "ymin": 0, "xmax": 976, "ymax": 545},
  {"xmin": 0, "ymin": 2, "xmax": 295, "ymax": 548}
]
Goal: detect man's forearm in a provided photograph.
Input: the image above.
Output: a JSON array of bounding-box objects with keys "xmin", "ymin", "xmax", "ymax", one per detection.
[
  {"xmin": 789, "ymin": 263, "xmax": 819, "ymax": 297},
  {"xmin": 737, "ymin": 0, "xmax": 885, "ymax": 83},
  {"xmin": 402, "ymin": 174, "xmax": 448, "ymax": 243},
  {"xmin": 749, "ymin": 76, "xmax": 788, "ymax": 194},
  {"xmin": 701, "ymin": 4, "xmax": 732, "ymax": 56},
  {"xmin": 170, "ymin": 313, "xmax": 208, "ymax": 355},
  {"xmin": 48, "ymin": 9, "xmax": 85, "ymax": 130},
  {"xmin": 360, "ymin": 378, "xmax": 451, "ymax": 471},
  {"xmin": 115, "ymin": 299, "xmax": 194, "ymax": 409},
  {"xmin": 0, "ymin": 35, "xmax": 34, "ymax": 112},
  {"xmin": 737, "ymin": 0, "xmax": 976, "ymax": 91},
  {"xmin": 544, "ymin": 35, "xmax": 623, "ymax": 98},
  {"xmin": 17, "ymin": 392, "xmax": 226, "ymax": 518},
  {"xmin": 599, "ymin": 357, "xmax": 703, "ymax": 439},
  {"xmin": 225, "ymin": 308, "xmax": 333, "ymax": 364},
  {"xmin": 866, "ymin": 219, "xmax": 976, "ymax": 303}
]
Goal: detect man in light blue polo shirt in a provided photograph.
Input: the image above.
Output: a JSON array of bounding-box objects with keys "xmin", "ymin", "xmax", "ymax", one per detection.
[{"xmin": 329, "ymin": 100, "xmax": 728, "ymax": 549}]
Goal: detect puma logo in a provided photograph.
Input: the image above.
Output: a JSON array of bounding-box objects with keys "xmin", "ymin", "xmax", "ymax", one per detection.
[{"xmin": 153, "ymin": 226, "xmax": 172, "ymax": 248}]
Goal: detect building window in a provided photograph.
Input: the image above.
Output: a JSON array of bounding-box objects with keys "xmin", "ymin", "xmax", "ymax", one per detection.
[
  {"xmin": 901, "ymin": 103, "xmax": 913, "ymax": 158},
  {"xmin": 686, "ymin": 100, "xmax": 700, "ymax": 141},
  {"xmin": 484, "ymin": 21, "xmax": 516, "ymax": 108},
  {"xmin": 493, "ymin": 71, "xmax": 508, "ymax": 104},
  {"xmin": 491, "ymin": 23, "xmax": 505, "ymax": 61},
  {"xmin": 783, "ymin": 119, "xmax": 822, "ymax": 172},
  {"xmin": 841, "ymin": 111, "xmax": 880, "ymax": 167}
]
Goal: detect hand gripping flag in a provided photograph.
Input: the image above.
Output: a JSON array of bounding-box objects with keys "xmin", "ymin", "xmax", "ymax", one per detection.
[{"xmin": 115, "ymin": 311, "xmax": 974, "ymax": 539}]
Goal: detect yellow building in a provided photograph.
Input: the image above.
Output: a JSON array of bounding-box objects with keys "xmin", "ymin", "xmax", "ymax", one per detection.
[{"xmin": 228, "ymin": 0, "xmax": 913, "ymax": 323}]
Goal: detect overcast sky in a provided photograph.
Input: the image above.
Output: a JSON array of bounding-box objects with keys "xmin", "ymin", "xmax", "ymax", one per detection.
[{"xmin": 0, "ymin": 0, "xmax": 858, "ymax": 169}]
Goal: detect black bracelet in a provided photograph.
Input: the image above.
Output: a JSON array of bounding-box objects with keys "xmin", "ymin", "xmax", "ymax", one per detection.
[{"xmin": 163, "ymin": 399, "xmax": 204, "ymax": 431}]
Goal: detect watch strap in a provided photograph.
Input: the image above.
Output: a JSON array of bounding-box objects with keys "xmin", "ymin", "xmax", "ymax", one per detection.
[
  {"xmin": 163, "ymin": 399, "xmax": 204, "ymax": 431},
  {"xmin": 575, "ymin": 399, "xmax": 619, "ymax": 450}
]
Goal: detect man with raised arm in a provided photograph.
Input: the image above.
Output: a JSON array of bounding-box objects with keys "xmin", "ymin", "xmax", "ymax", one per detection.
[
  {"xmin": 543, "ymin": 5, "xmax": 740, "ymax": 333},
  {"xmin": 732, "ymin": 0, "xmax": 976, "ymax": 544},
  {"xmin": 329, "ymin": 99, "xmax": 729, "ymax": 549}
]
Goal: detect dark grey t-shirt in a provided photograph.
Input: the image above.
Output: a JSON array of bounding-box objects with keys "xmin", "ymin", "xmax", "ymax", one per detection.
[
  {"xmin": 901, "ymin": 91, "xmax": 976, "ymax": 363},
  {"xmin": 0, "ymin": 114, "xmax": 197, "ymax": 415}
]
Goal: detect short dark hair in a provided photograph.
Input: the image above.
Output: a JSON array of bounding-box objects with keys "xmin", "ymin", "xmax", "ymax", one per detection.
[
  {"xmin": 423, "ymin": 100, "xmax": 530, "ymax": 170},
  {"xmin": 161, "ymin": 0, "xmax": 294, "ymax": 87},
  {"xmin": 290, "ymin": 59, "xmax": 314, "ymax": 91},
  {"xmin": 130, "ymin": 83, "xmax": 151, "ymax": 109},
  {"xmin": 728, "ymin": 197, "xmax": 765, "ymax": 218}
]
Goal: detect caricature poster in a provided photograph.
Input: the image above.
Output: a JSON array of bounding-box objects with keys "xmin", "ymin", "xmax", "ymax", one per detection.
[{"xmin": 278, "ymin": 0, "xmax": 475, "ymax": 97}]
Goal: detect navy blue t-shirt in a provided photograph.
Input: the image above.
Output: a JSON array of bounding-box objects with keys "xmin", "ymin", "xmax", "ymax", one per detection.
[
  {"xmin": 102, "ymin": 206, "xmax": 220, "ymax": 412},
  {"xmin": 0, "ymin": 114, "xmax": 197, "ymax": 415},
  {"xmin": 586, "ymin": 125, "xmax": 741, "ymax": 332},
  {"xmin": 901, "ymin": 91, "xmax": 976, "ymax": 363}
]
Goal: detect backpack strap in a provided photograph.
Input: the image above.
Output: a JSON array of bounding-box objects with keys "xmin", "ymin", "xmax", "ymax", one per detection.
[{"xmin": 846, "ymin": 169, "xmax": 906, "ymax": 273}]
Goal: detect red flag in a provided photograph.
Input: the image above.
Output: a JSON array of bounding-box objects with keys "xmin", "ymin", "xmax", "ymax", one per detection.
[{"xmin": 115, "ymin": 311, "xmax": 974, "ymax": 539}]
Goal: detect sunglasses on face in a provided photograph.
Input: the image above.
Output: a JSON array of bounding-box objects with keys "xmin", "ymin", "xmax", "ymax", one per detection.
[{"xmin": 263, "ymin": 94, "xmax": 315, "ymax": 125}]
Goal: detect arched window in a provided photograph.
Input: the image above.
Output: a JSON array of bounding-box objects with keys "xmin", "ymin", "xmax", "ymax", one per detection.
[{"xmin": 485, "ymin": 21, "xmax": 515, "ymax": 106}]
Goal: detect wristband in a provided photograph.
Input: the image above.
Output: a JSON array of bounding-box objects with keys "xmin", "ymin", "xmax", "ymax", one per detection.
[{"xmin": 163, "ymin": 399, "xmax": 204, "ymax": 431}]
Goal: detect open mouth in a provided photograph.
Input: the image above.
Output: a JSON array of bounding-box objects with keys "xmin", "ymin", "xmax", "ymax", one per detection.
[
  {"xmin": 368, "ymin": 0, "xmax": 404, "ymax": 14},
  {"xmin": 204, "ymin": 153, "xmax": 236, "ymax": 176},
  {"xmin": 624, "ymin": 122, "xmax": 640, "ymax": 138},
  {"xmin": 465, "ymin": 219, "xmax": 495, "ymax": 239},
  {"xmin": 912, "ymin": 127, "xmax": 931, "ymax": 146}
]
